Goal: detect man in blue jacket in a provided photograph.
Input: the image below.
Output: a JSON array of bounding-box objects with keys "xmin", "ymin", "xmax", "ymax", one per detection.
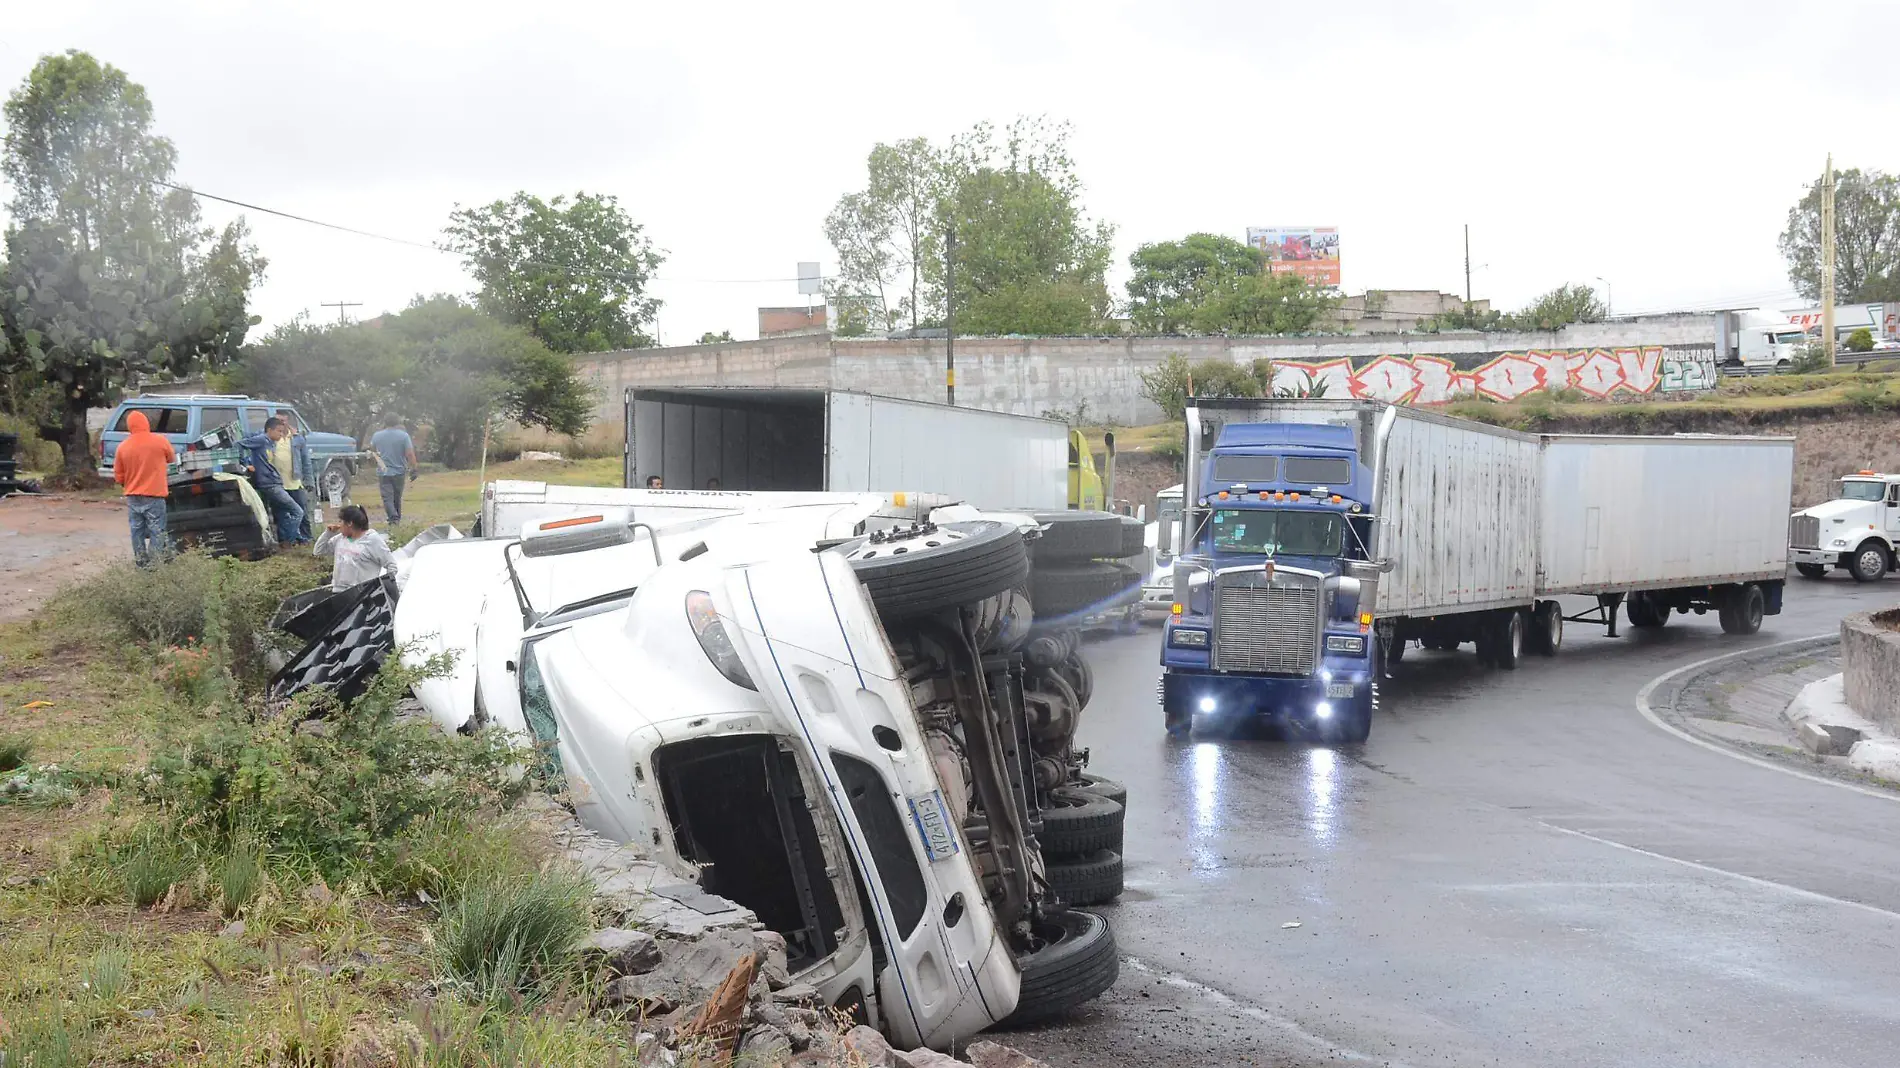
[{"xmin": 241, "ymin": 417, "xmax": 305, "ymax": 545}]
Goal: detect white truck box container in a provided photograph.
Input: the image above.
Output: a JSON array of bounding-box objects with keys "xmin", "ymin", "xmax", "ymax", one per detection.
[
  {"xmin": 623, "ymin": 387, "xmax": 1068, "ymax": 511},
  {"xmin": 1537, "ymin": 434, "xmax": 1794, "ymax": 594}
]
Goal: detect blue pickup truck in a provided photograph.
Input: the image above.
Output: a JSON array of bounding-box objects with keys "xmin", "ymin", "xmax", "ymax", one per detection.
[{"xmin": 100, "ymin": 395, "xmax": 368, "ymax": 499}]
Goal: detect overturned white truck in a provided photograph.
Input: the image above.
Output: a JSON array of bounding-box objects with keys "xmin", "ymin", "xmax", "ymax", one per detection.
[{"xmin": 394, "ymin": 489, "xmax": 1133, "ymax": 1049}]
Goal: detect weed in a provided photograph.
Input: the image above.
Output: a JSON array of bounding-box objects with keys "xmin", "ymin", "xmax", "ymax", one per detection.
[
  {"xmin": 0, "ymin": 733, "xmax": 29, "ymax": 772},
  {"xmin": 115, "ymin": 823, "xmax": 195, "ymax": 908},
  {"xmin": 219, "ymin": 845, "xmax": 264, "ymax": 917},
  {"xmin": 82, "ymin": 944, "xmax": 132, "ymax": 1006},
  {"xmin": 0, "ymin": 1002, "xmax": 88, "ymax": 1068},
  {"xmin": 379, "ymin": 812, "xmax": 550, "ymax": 904},
  {"xmin": 1843, "ymin": 382, "xmax": 1891, "ymax": 411},
  {"xmin": 433, "ymin": 869, "xmax": 593, "ymax": 1005}
]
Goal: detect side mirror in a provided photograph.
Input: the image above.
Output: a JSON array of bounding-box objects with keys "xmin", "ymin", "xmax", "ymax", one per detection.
[{"xmin": 519, "ymin": 508, "xmax": 637, "ymax": 558}]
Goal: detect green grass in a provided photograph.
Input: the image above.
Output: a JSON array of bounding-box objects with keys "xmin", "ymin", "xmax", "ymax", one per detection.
[
  {"xmin": 432, "ymin": 869, "xmax": 594, "ymax": 1005},
  {"xmin": 387, "ymin": 456, "xmax": 624, "ymax": 529}
]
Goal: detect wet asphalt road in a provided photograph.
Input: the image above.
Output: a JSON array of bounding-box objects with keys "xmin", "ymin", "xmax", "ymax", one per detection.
[{"xmin": 1008, "ymin": 576, "xmax": 1900, "ymax": 1068}]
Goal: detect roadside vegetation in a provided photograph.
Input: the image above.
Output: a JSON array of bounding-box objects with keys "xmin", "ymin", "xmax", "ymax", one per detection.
[{"xmin": 0, "ymin": 551, "xmax": 638, "ymax": 1066}]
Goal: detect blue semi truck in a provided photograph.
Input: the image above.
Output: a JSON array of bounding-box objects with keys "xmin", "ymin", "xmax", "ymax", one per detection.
[{"xmin": 1159, "ymin": 399, "xmax": 1795, "ymax": 743}]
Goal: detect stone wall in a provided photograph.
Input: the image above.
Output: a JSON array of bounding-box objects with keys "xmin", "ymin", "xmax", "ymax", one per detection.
[
  {"xmin": 573, "ymin": 313, "xmax": 1720, "ymax": 427},
  {"xmin": 1840, "ymin": 609, "xmax": 1900, "ymax": 732}
]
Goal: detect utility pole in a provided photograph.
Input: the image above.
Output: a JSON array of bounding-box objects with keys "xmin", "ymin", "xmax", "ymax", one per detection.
[
  {"xmin": 944, "ymin": 222, "xmax": 956, "ymax": 406},
  {"xmin": 320, "ymin": 301, "xmax": 362, "ymax": 325},
  {"xmin": 1821, "ymin": 154, "xmax": 1837, "ymax": 367},
  {"xmin": 1463, "ymin": 224, "xmax": 1471, "ymax": 305}
]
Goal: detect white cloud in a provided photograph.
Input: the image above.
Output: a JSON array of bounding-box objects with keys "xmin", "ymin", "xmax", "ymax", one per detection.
[{"xmin": 4, "ymin": 0, "xmax": 1894, "ymax": 342}]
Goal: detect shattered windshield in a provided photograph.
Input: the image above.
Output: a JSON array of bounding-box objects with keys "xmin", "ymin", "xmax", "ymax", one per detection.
[{"xmin": 1210, "ymin": 508, "xmax": 1342, "ymax": 557}]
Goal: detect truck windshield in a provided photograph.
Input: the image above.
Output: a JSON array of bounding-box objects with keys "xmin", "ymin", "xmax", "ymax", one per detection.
[
  {"xmin": 1773, "ymin": 331, "xmax": 1806, "ymax": 345},
  {"xmin": 1840, "ymin": 480, "xmax": 1886, "ymax": 501},
  {"xmin": 1211, "ymin": 508, "xmax": 1342, "ymax": 556}
]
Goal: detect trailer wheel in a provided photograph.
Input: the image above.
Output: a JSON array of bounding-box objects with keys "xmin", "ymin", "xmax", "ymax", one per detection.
[
  {"xmin": 1001, "ymin": 909, "xmax": 1119, "ymax": 1026},
  {"xmin": 1072, "ymin": 772, "xmax": 1125, "ymax": 806},
  {"xmin": 1848, "ymin": 541, "xmax": 1889, "ymax": 583},
  {"xmin": 1044, "ymin": 849, "xmax": 1125, "ymax": 906},
  {"xmin": 1530, "ymin": 600, "xmax": 1563, "ymax": 656},
  {"xmin": 1030, "ymin": 511, "xmax": 1125, "ymax": 563},
  {"xmin": 1116, "ymin": 516, "xmax": 1146, "ymax": 558},
  {"xmin": 838, "ymin": 520, "xmax": 1030, "ymax": 618},
  {"xmin": 1719, "ymin": 584, "xmax": 1765, "ymax": 635},
  {"xmin": 1626, "ymin": 591, "xmax": 1669, "ymax": 628},
  {"xmin": 1492, "ymin": 611, "xmax": 1524, "ymax": 669},
  {"xmin": 1039, "ymin": 787, "xmax": 1124, "ymax": 855},
  {"xmin": 1795, "ymin": 563, "xmax": 1829, "ymax": 580}
]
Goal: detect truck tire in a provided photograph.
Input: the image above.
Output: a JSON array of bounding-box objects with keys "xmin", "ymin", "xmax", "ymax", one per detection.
[
  {"xmin": 319, "ymin": 462, "xmax": 350, "ymax": 501},
  {"xmin": 1161, "ymin": 674, "xmax": 1190, "ymax": 737},
  {"xmin": 1795, "ymin": 563, "xmax": 1829, "ymax": 580},
  {"xmin": 839, "ymin": 520, "xmax": 1030, "ymax": 619},
  {"xmin": 1492, "ymin": 611, "xmax": 1525, "ymax": 670},
  {"xmin": 1044, "ymin": 849, "xmax": 1124, "ymax": 906},
  {"xmin": 1848, "ymin": 541, "xmax": 1889, "ymax": 583},
  {"xmin": 1529, "ymin": 600, "xmax": 1563, "ymax": 656},
  {"xmin": 1626, "ymin": 592, "xmax": 1669, "ymax": 628},
  {"xmin": 1030, "ymin": 511, "xmax": 1125, "ymax": 563},
  {"xmin": 1116, "ymin": 516, "xmax": 1146, "ymax": 558},
  {"xmin": 1039, "ymin": 787, "xmax": 1124, "ymax": 855},
  {"xmin": 1719, "ymin": 583, "xmax": 1765, "ymax": 635},
  {"xmin": 1001, "ymin": 909, "xmax": 1119, "ymax": 1026},
  {"xmin": 1032, "ymin": 561, "xmax": 1136, "ymax": 618},
  {"xmin": 1072, "ymin": 772, "xmax": 1125, "ymax": 806}
]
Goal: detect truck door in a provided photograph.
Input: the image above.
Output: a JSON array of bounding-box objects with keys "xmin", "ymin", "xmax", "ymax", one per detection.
[{"xmin": 1888, "ymin": 483, "xmax": 1900, "ymax": 536}]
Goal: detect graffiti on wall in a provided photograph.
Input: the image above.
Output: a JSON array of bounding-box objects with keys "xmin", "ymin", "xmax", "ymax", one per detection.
[{"xmin": 1263, "ymin": 345, "xmax": 1719, "ymax": 405}]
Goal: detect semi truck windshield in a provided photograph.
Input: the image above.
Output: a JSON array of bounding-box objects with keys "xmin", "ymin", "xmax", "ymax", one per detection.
[
  {"xmin": 1840, "ymin": 481, "xmax": 1886, "ymax": 501},
  {"xmin": 1211, "ymin": 508, "xmax": 1343, "ymax": 556}
]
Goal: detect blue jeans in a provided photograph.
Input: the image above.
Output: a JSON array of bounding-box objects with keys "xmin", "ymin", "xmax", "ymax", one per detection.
[
  {"xmin": 257, "ymin": 484, "xmax": 305, "ymax": 545},
  {"xmin": 287, "ymin": 487, "xmax": 312, "ymax": 542},
  {"xmin": 127, "ymin": 495, "xmax": 168, "ymax": 566}
]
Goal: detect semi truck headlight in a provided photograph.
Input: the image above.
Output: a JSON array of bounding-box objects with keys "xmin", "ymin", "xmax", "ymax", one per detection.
[
  {"xmin": 1832, "ymin": 538, "xmax": 1849, "ymax": 547},
  {"xmin": 685, "ymin": 591, "xmax": 757, "ymax": 691},
  {"xmin": 1199, "ymin": 696, "xmax": 1217, "ymax": 713},
  {"xmin": 1325, "ymin": 635, "xmax": 1366, "ymax": 654},
  {"xmin": 1170, "ymin": 628, "xmax": 1210, "ymax": 648},
  {"xmin": 1315, "ymin": 702, "xmax": 1333, "ymax": 719}
]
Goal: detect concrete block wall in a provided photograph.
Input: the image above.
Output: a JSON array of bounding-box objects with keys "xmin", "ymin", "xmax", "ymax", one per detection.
[
  {"xmin": 1841, "ymin": 608, "xmax": 1900, "ymax": 732},
  {"xmin": 572, "ymin": 313, "xmax": 1720, "ymax": 427}
]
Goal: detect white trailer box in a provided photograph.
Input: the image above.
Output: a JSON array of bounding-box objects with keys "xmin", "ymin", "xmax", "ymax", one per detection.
[
  {"xmin": 624, "ymin": 387, "xmax": 1068, "ymax": 510},
  {"xmin": 1537, "ymin": 434, "xmax": 1794, "ymax": 594}
]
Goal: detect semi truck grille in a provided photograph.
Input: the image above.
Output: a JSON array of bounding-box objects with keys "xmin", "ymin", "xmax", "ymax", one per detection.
[
  {"xmin": 1789, "ymin": 515, "xmax": 1819, "ymax": 550},
  {"xmin": 1213, "ymin": 574, "xmax": 1321, "ymax": 676}
]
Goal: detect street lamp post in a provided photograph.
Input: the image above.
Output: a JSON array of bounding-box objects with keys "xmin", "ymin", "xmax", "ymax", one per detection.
[{"xmin": 1594, "ymin": 276, "xmax": 1613, "ymax": 318}]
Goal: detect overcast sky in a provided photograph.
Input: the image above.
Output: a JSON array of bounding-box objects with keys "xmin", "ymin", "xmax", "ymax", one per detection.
[{"xmin": 5, "ymin": 1, "xmax": 1894, "ymax": 343}]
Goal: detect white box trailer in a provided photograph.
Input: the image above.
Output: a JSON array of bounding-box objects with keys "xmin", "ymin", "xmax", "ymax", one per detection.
[
  {"xmin": 623, "ymin": 387, "xmax": 1069, "ymax": 510},
  {"xmin": 1538, "ymin": 434, "xmax": 1794, "ymax": 595}
]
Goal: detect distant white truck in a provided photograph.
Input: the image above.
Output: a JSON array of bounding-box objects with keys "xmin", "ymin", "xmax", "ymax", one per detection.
[
  {"xmin": 1717, "ymin": 309, "xmax": 1812, "ymax": 369},
  {"xmin": 1789, "ymin": 471, "xmax": 1900, "ymax": 581}
]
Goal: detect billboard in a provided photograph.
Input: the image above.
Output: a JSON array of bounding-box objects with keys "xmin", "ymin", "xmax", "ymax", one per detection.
[{"xmin": 1246, "ymin": 227, "xmax": 1340, "ymax": 287}]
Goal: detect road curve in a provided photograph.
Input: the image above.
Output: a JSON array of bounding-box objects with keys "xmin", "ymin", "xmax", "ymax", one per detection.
[{"xmin": 1008, "ymin": 575, "xmax": 1900, "ymax": 1068}]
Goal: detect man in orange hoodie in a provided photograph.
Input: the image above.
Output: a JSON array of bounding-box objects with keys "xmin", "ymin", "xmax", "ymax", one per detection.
[{"xmin": 114, "ymin": 410, "xmax": 176, "ymax": 566}]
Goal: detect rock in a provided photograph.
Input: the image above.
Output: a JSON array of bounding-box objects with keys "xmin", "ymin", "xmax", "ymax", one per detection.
[
  {"xmin": 519, "ymin": 450, "xmax": 566, "ymax": 463},
  {"xmin": 336, "ymin": 1022, "xmax": 393, "ymax": 1067},
  {"xmin": 648, "ymin": 929, "xmax": 760, "ymax": 1001},
  {"xmin": 219, "ymin": 919, "xmax": 246, "ymax": 939},
  {"xmin": 1798, "ymin": 721, "xmax": 1838, "ymax": 754},
  {"xmin": 4, "ymin": 874, "xmax": 30, "ymax": 889},
  {"xmin": 579, "ymin": 927, "xmax": 663, "ymax": 977},
  {"xmin": 736, "ymin": 1024, "xmax": 795, "ymax": 1065},
  {"xmin": 304, "ymin": 878, "xmax": 335, "ymax": 908},
  {"xmin": 754, "ymin": 929, "xmax": 792, "ymax": 990},
  {"xmin": 131, "ymin": 1008, "xmax": 158, "ymax": 1021},
  {"xmin": 770, "ymin": 982, "xmax": 823, "ymax": 1007},
  {"xmin": 894, "ymin": 1049, "xmax": 966, "ymax": 1068},
  {"xmin": 967, "ymin": 1042, "xmax": 1051, "ymax": 1068},
  {"xmin": 841, "ymin": 1025, "xmax": 894, "ymax": 1067},
  {"xmin": 605, "ymin": 973, "xmax": 693, "ymax": 1016},
  {"xmin": 750, "ymin": 1000, "xmax": 791, "ymax": 1030}
]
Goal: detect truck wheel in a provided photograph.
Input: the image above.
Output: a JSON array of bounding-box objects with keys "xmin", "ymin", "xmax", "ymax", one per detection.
[
  {"xmin": 1044, "ymin": 849, "xmax": 1124, "ymax": 906},
  {"xmin": 1072, "ymin": 772, "xmax": 1126, "ymax": 806},
  {"xmin": 1116, "ymin": 516, "xmax": 1146, "ymax": 558},
  {"xmin": 1626, "ymin": 592, "xmax": 1668, "ymax": 628},
  {"xmin": 1794, "ymin": 563, "xmax": 1828, "ymax": 580},
  {"xmin": 320, "ymin": 462, "xmax": 350, "ymax": 500},
  {"xmin": 1848, "ymin": 541, "xmax": 1889, "ymax": 583},
  {"xmin": 1039, "ymin": 787, "xmax": 1124, "ymax": 855},
  {"xmin": 1030, "ymin": 511, "xmax": 1125, "ymax": 563},
  {"xmin": 839, "ymin": 520, "xmax": 1030, "ymax": 618},
  {"xmin": 1719, "ymin": 584, "xmax": 1765, "ymax": 635},
  {"xmin": 1032, "ymin": 561, "xmax": 1137, "ymax": 618},
  {"xmin": 1001, "ymin": 909, "xmax": 1119, "ymax": 1026},
  {"xmin": 1530, "ymin": 600, "xmax": 1563, "ymax": 656},
  {"xmin": 1493, "ymin": 612, "xmax": 1525, "ymax": 670},
  {"xmin": 1333, "ymin": 693, "xmax": 1373, "ymax": 744}
]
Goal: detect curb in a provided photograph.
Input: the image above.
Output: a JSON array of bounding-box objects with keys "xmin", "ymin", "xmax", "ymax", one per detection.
[{"xmin": 1634, "ymin": 634, "xmax": 1900, "ymax": 804}]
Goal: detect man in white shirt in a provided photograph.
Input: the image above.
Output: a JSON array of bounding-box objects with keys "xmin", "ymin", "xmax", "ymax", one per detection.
[{"xmin": 312, "ymin": 504, "xmax": 398, "ymax": 590}]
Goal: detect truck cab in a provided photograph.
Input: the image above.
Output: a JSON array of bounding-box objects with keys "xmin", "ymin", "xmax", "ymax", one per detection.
[
  {"xmin": 1723, "ymin": 311, "xmax": 1811, "ymax": 369},
  {"xmin": 1789, "ymin": 471, "xmax": 1900, "ymax": 582},
  {"xmin": 1159, "ymin": 421, "xmax": 1381, "ymax": 741}
]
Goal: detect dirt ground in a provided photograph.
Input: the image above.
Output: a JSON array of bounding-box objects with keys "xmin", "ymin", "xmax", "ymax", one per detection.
[{"xmin": 0, "ymin": 493, "xmax": 128, "ymax": 622}]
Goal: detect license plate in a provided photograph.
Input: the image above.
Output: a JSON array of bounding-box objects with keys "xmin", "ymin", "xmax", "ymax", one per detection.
[
  {"xmin": 908, "ymin": 791, "xmax": 959, "ymax": 862},
  {"xmin": 1326, "ymin": 682, "xmax": 1355, "ymax": 699}
]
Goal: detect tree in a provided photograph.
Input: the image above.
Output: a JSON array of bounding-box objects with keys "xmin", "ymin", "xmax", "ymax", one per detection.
[
  {"xmin": 1846, "ymin": 327, "xmax": 1875, "ymax": 353},
  {"xmin": 0, "ymin": 51, "xmax": 264, "ymax": 478},
  {"xmin": 1188, "ymin": 270, "xmax": 1338, "ymax": 335},
  {"xmin": 822, "ymin": 191, "xmax": 895, "ymax": 331},
  {"xmin": 1778, "ymin": 168, "xmax": 1900, "ymax": 302},
  {"xmin": 695, "ymin": 330, "xmax": 734, "ymax": 344},
  {"xmin": 823, "ymin": 138, "xmax": 945, "ymax": 334},
  {"xmin": 1501, "ymin": 284, "xmax": 1605, "ymax": 331},
  {"xmin": 443, "ymin": 192, "xmax": 662, "ymax": 354},
  {"xmin": 235, "ymin": 296, "xmax": 591, "ymax": 467},
  {"xmin": 1125, "ymin": 234, "xmax": 1265, "ymax": 333},
  {"xmin": 1137, "ymin": 353, "xmax": 1262, "ymax": 421},
  {"xmin": 1423, "ymin": 303, "xmax": 1504, "ymax": 332},
  {"xmin": 935, "ymin": 118, "xmax": 1115, "ymax": 335}
]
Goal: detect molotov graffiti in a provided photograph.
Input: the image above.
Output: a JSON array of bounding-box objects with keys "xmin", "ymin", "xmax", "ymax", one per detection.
[{"xmin": 1261, "ymin": 346, "xmax": 1720, "ymax": 405}]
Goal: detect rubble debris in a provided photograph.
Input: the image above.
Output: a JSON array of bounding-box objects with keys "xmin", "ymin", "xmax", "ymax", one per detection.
[
  {"xmin": 269, "ymin": 575, "xmax": 397, "ymax": 704},
  {"xmin": 579, "ymin": 926, "xmax": 663, "ymax": 977},
  {"xmin": 675, "ymin": 952, "xmax": 760, "ymax": 1066},
  {"xmin": 966, "ymin": 1042, "xmax": 1053, "ymax": 1068}
]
